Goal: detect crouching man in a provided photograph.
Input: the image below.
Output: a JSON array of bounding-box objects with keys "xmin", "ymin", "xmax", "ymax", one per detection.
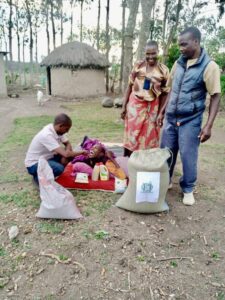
[{"xmin": 25, "ymin": 113, "xmax": 86, "ymax": 184}]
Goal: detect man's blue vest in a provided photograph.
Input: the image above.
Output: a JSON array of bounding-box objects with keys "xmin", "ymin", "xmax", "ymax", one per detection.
[{"xmin": 166, "ymin": 48, "xmax": 211, "ymax": 124}]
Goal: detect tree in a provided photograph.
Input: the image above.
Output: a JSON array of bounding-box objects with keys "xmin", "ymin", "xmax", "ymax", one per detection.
[
  {"xmin": 123, "ymin": 0, "xmax": 140, "ymax": 90},
  {"xmin": 0, "ymin": 5, "xmax": 8, "ymax": 53},
  {"xmin": 162, "ymin": 0, "xmax": 182, "ymax": 63},
  {"xmin": 96, "ymin": 0, "xmax": 101, "ymax": 50},
  {"xmin": 136, "ymin": 0, "xmax": 156, "ymax": 60},
  {"xmin": 77, "ymin": 0, "xmax": 94, "ymax": 43},
  {"xmin": 49, "ymin": 0, "xmax": 56, "ymax": 49},
  {"xmin": 105, "ymin": 0, "xmax": 110, "ymax": 92},
  {"xmin": 215, "ymin": 0, "xmax": 225, "ymax": 18},
  {"xmin": 24, "ymin": 0, "xmax": 34, "ymax": 84},
  {"xmin": 7, "ymin": 0, "xmax": 13, "ymax": 61},
  {"xmin": 119, "ymin": 0, "xmax": 127, "ymax": 92}
]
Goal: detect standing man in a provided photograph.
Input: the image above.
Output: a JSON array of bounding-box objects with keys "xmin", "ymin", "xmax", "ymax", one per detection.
[
  {"xmin": 158, "ymin": 27, "xmax": 221, "ymax": 206},
  {"xmin": 25, "ymin": 113, "xmax": 86, "ymax": 184}
]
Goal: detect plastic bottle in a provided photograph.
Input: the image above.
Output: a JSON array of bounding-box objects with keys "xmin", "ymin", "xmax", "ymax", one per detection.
[
  {"xmin": 92, "ymin": 163, "xmax": 100, "ymax": 181},
  {"xmin": 99, "ymin": 163, "xmax": 109, "ymax": 181}
]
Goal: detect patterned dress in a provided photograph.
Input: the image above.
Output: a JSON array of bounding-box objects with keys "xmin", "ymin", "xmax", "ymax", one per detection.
[{"xmin": 123, "ymin": 61, "xmax": 170, "ymax": 151}]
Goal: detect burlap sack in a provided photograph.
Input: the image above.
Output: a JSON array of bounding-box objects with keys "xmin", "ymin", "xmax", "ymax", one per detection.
[{"xmin": 116, "ymin": 148, "xmax": 171, "ymax": 213}]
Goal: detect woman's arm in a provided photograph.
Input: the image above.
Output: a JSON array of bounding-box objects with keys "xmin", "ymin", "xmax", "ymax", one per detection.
[{"xmin": 121, "ymin": 84, "xmax": 132, "ymax": 120}]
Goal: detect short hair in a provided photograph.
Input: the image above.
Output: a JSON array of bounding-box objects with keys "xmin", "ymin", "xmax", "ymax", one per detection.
[
  {"xmin": 180, "ymin": 27, "xmax": 201, "ymax": 42},
  {"xmin": 146, "ymin": 40, "xmax": 158, "ymax": 49},
  {"xmin": 54, "ymin": 113, "xmax": 72, "ymax": 126}
]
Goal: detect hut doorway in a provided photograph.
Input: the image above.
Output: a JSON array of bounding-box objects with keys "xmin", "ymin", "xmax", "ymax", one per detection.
[{"xmin": 47, "ymin": 66, "xmax": 51, "ymax": 95}]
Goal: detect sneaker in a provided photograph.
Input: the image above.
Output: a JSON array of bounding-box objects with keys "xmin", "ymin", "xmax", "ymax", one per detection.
[
  {"xmin": 168, "ymin": 183, "xmax": 173, "ymax": 190},
  {"xmin": 183, "ymin": 192, "xmax": 195, "ymax": 206}
]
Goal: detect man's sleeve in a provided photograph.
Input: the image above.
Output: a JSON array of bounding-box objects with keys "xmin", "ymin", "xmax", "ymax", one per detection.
[
  {"xmin": 41, "ymin": 134, "xmax": 61, "ymax": 151},
  {"xmin": 204, "ymin": 61, "xmax": 221, "ymax": 95}
]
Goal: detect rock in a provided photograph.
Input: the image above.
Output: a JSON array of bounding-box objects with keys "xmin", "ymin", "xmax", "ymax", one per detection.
[
  {"xmin": 8, "ymin": 225, "xmax": 19, "ymax": 240},
  {"xmin": 101, "ymin": 97, "xmax": 113, "ymax": 108},
  {"xmin": 114, "ymin": 97, "xmax": 123, "ymax": 108}
]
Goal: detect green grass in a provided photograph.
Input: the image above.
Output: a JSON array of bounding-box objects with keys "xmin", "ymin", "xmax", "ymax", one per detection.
[
  {"xmin": 36, "ymin": 222, "xmax": 64, "ymax": 234},
  {"xmin": 0, "ymin": 190, "xmax": 39, "ymax": 208},
  {"xmin": 0, "ymin": 247, "xmax": 7, "ymax": 257}
]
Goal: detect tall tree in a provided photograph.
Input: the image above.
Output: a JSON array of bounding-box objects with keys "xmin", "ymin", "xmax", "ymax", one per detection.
[
  {"xmin": 79, "ymin": 0, "xmax": 84, "ymax": 42},
  {"xmin": 59, "ymin": 0, "xmax": 63, "ymax": 44},
  {"xmin": 123, "ymin": 0, "xmax": 140, "ymax": 90},
  {"xmin": 0, "ymin": 6, "xmax": 8, "ymax": 53},
  {"xmin": 69, "ymin": 0, "xmax": 75, "ymax": 40},
  {"xmin": 216, "ymin": 0, "xmax": 225, "ymax": 18},
  {"xmin": 162, "ymin": 0, "xmax": 182, "ymax": 63},
  {"xmin": 105, "ymin": 0, "xmax": 110, "ymax": 92},
  {"xmin": 7, "ymin": 0, "xmax": 13, "ymax": 61},
  {"xmin": 96, "ymin": 0, "xmax": 101, "ymax": 50},
  {"xmin": 14, "ymin": 0, "xmax": 21, "ymax": 62},
  {"xmin": 136, "ymin": 0, "xmax": 156, "ymax": 60},
  {"xmin": 119, "ymin": 0, "xmax": 127, "ymax": 92},
  {"xmin": 24, "ymin": 0, "xmax": 34, "ymax": 84},
  {"xmin": 50, "ymin": 0, "xmax": 56, "ymax": 49},
  {"xmin": 41, "ymin": 0, "xmax": 50, "ymax": 55}
]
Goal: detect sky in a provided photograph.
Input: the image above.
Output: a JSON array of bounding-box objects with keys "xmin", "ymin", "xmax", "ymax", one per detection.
[{"xmin": 1, "ymin": 0, "xmax": 224, "ymax": 62}]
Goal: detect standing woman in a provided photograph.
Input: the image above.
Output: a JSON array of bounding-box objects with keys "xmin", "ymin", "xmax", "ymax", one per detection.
[{"xmin": 121, "ymin": 41, "xmax": 170, "ymax": 156}]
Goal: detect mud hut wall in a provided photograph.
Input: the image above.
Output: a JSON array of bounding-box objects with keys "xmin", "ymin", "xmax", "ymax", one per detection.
[{"xmin": 51, "ymin": 68, "xmax": 105, "ymax": 98}]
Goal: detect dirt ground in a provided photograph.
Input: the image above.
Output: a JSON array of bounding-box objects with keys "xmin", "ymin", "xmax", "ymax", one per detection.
[{"xmin": 0, "ymin": 92, "xmax": 225, "ymax": 300}]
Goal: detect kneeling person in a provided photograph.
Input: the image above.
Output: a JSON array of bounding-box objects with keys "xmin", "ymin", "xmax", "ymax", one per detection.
[{"xmin": 25, "ymin": 113, "xmax": 86, "ymax": 184}]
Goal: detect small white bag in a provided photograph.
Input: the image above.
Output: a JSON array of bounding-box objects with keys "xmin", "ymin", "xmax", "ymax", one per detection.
[{"xmin": 36, "ymin": 157, "xmax": 83, "ymax": 219}]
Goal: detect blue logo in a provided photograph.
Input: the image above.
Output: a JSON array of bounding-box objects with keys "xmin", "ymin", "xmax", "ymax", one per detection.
[{"xmin": 141, "ymin": 182, "xmax": 153, "ymax": 193}]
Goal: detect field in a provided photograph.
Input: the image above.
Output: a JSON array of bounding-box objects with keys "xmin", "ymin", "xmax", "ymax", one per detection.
[{"xmin": 0, "ymin": 92, "xmax": 225, "ymax": 300}]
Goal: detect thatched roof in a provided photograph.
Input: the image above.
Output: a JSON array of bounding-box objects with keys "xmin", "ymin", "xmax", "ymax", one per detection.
[{"xmin": 41, "ymin": 41, "xmax": 108, "ymax": 69}]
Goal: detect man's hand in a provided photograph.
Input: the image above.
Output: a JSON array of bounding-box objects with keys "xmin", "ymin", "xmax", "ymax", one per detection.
[
  {"xmin": 156, "ymin": 113, "xmax": 164, "ymax": 127},
  {"xmin": 198, "ymin": 125, "xmax": 211, "ymax": 143}
]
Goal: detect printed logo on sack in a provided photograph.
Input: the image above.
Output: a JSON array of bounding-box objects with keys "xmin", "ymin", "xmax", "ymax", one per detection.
[{"xmin": 141, "ymin": 182, "xmax": 153, "ymax": 193}]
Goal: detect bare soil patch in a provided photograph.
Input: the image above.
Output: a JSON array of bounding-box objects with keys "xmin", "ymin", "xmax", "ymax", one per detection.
[{"xmin": 0, "ymin": 92, "xmax": 225, "ymax": 300}]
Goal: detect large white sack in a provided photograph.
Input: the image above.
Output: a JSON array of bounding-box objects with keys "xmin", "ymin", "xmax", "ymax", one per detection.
[
  {"xmin": 116, "ymin": 148, "xmax": 171, "ymax": 213},
  {"xmin": 36, "ymin": 157, "xmax": 83, "ymax": 219}
]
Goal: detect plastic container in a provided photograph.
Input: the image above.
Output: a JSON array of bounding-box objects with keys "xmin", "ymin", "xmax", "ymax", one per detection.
[
  {"xmin": 99, "ymin": 163, "xmax": 109, "ymax": 181},
  {"xmin": 92, "ymin": 163, "xmax": 100, "ymax": 181}
]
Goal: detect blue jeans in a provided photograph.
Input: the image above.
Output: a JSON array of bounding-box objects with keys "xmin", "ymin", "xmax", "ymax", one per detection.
[
  {"xmin": 27, "ymin": 155, "xmax": 65, "ymax": 184},
  {"xmin": 160, "ymin": 117, "xmax": 202, "ymax": 193}
]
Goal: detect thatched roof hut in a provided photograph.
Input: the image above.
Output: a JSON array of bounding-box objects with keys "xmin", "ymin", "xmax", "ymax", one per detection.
[{"xmin": 41, "ymin": 41, "xmax": 108, "ymax": 98}]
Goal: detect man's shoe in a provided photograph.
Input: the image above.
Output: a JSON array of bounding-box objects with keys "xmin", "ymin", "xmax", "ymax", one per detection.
[{"xmin": 183, "ymin": 192, "xmax": 195, "ymax": 206}]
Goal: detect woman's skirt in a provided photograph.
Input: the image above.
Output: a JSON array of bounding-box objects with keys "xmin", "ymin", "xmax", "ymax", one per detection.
[{"xmin": 123, "ymin": 93, "xmax": 160, "ymax": 151}]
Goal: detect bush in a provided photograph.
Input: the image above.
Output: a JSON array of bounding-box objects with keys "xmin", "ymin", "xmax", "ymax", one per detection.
[
  {"xmin": 167, "ymin": 44, "xmax": 180, "ymax": 70},
  {"xmin": 220, "ymin": 75, "xmax": 225, "ymax": 110}
]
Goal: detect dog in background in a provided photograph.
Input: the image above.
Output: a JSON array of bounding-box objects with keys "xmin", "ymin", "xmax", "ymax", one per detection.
[{"xmin": 37, "ymin": 90, "xmax": 50, "ymax": 106}]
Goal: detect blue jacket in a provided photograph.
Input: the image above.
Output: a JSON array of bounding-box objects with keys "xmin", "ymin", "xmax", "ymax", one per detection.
[{"xmin": 166, "ymin": 48, "xmax": 211, "ymax": 124}]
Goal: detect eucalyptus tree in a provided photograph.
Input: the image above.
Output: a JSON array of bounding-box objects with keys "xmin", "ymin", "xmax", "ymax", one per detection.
[
  {"xmin": 77, "ymin": 0, "xmax": 94, "ymax": 43},
  {"xmin": 96, "ymin": 0, "xmax": 101, "ymax": 50},
  {"xmin": 0, "ymin": 4, "xmax": 9, "ymax": 55},
  {"xmin": 123, "ymin": 0, "xmax": 140, "ymax": 90},
  {"xmin": 162, "ymin": 0, "xmax": 182, "ymax": 63},
  {"xmin": 136, "ymin": 0, "xmax": 156, "ymax": 60},
  {"xmin": 119, "ymin": 0, "xmax": 127, "ymax": 92},
  {"xmin": 6, "ymin": 0, "xmax": 13, "ymax": 61},
  {"xmin": 105, "ymin": 0, "xmax": 110, "ymax": 92}
]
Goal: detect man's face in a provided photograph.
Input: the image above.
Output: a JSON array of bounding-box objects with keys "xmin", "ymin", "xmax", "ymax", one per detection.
[
  {"xmin": 178, "ymin": 32, "xmax": 199, "ymax": 59},
  {"xmin": 145, "ymin": 45, "xmax": 158, "ymax": 66},
  {"xmin": 56, "ymin": 124, "xmax": 71, "ymax": 135}
]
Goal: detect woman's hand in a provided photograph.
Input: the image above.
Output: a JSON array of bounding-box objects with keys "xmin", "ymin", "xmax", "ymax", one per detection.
[
  {"xmin": 156, "ymin": 113, "xmax": 164, "ymax": 127},
  {"xmin": 121, "ymin": 107, "xmax": 127, "ymax": 120}
]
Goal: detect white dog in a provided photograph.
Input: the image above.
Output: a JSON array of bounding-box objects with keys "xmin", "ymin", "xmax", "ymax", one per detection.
[{"xmin": 37, "ymin": 90, "xmax": 50, "ymax": 106}]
